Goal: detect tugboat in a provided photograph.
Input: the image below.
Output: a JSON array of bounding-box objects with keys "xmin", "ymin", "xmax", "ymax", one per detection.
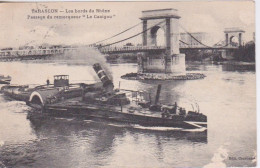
[
  {"xmin": 24, "ymin": 63, "xmax": 207, "ymax": 130},
  {"xmin": 0, "ymin": 74, "xmax": 11, "ymax": 84}
]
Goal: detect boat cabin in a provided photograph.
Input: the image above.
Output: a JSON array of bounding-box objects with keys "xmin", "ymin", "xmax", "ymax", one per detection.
[{"xmin": 54, "ymin": 75, "xmax": 69, "ymax": 87}]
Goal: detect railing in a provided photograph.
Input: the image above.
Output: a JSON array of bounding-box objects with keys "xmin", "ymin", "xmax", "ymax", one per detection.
[
  {"xmin": 179, "ymin": 44, "xmax": 239, "ymax": 49},
  {"xmin": 0, "ymin": 48, "xmax": 78, "ymax": 58},
  {"xmin": 99, "ymin": 46, "xmax": 166, "ymax": 53}
]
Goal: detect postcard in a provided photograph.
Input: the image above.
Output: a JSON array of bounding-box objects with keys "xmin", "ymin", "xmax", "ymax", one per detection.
[{"xmin": 0, "ymin": 1, "xmax": 256, "ymax": 168}]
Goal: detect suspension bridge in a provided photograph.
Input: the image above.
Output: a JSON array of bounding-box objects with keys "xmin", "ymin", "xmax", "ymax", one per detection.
[{"xmin": 0, "ymin": 8, "xmax": 244, "ymax": 76}]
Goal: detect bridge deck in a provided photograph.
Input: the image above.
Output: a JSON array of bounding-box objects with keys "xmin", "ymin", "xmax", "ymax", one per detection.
[
  {"xmin": 99, "ymin": 46, "xmax": 166, "ymax": 54},
  {"xmin": 0, "ymin": 45, "xmax": 238, "ymax": 59},
  {"xmin": 100, "ymin": 45, "xmax": 238, "ymax": 54}
]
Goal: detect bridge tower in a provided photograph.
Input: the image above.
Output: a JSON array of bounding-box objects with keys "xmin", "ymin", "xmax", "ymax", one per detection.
[
  {"xmin": 224, "ymin": 28, "xmax": 245, "ymax": 47},
  {"xmin": 138, "ymin": 8, "xmax": 186, "ymax": 75}
]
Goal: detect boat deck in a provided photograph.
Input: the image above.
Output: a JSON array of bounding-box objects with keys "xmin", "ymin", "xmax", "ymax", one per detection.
[{"xmin": 48, "ymin": 97, "xmax": 164, "ymax": 119}]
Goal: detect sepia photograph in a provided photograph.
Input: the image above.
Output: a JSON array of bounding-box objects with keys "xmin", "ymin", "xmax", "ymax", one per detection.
[{"xmin": 0, "ymin": 1, "xmax": 256, "ymax": 167}]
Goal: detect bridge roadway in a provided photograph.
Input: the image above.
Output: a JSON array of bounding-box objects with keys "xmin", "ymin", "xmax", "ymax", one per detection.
[
  {"xmin": 0, "ymin": 45, "xmax": 238, "ymax": 60},
  {"xmin": 0, "ymin": 48, "xmax": 78, "ymax": 59},
  {"xmin": 99, "ymin": 46, "xmax": 166, "ymax": 54},
  {"xmin": 99, "ymin": 45, "xmax": 238, "ymax": 54},
  {"xmin": 180, "ymin": 45, "xmax": 238, "ymax": 50}
]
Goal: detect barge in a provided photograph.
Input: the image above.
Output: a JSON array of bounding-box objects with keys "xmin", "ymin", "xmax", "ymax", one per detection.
[{"xmin": 2, "ymin": 63, "xmax": 207, "ymax": 130}]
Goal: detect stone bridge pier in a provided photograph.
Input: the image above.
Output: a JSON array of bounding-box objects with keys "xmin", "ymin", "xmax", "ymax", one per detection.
[{"xmin": 138, "ymin": 8, "xmax": 186, "ymax": 76}]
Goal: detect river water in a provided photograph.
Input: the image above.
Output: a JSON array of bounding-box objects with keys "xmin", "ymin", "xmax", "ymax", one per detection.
[{"xmin": 0, "ymin": 60, "xmax": 256, "ymax": 168}]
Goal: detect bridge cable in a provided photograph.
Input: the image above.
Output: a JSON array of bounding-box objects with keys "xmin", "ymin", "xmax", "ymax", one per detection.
[
  {"xmin": 99, "ymin": 20, "xmax": 165, "ymax": 48},
  {"xmin": 179, "ymin": 24, "xmax": 229, "ymax": 49},
  {"xmin": 179, "ymin": 40, "xmax": 190, "ymax": 46},
  {"xmin": 179, "ymin": 39, "xmax": 229, "ymax": 48},
  {"xmin": 90, "ymin": 22, "xmax": 142, "ymax": 45},
  {"xmin": 179, "ymin": 24, "xmax": 220, "ymax": 48}
]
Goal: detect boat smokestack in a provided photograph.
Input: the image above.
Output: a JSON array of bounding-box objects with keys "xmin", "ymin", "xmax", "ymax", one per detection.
[
  {"xmin": 93, "ymin": 63, "xmax": 114, "ymax": 92},
  {"xmin": 154, "ymin": 84, "xmax": 161, "ymax": 105}
]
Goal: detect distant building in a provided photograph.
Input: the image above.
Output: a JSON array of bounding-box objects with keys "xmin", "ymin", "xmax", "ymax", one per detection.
[
  {"xmin": 18, "ymin": 46, "xmax": 34, "ymax": 50},
  {"xmin": 179, "ymin": 32, "xmax": 211, "ymax": 48}
]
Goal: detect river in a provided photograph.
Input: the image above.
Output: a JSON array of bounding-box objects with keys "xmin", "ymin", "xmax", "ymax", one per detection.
[{"xmin": 0, "ymin": 60, "xmax": 256, "ymax": 168}]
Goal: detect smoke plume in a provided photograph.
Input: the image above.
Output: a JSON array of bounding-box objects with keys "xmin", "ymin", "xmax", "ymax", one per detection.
[{"xmin": 51, "ymin": 47, "xmax": 113, "ymax": 81}]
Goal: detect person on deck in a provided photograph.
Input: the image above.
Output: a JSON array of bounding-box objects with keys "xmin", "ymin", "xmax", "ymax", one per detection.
[{"xmin": 46, "ymin": 79, "xmax": 50, "ymax": 86}]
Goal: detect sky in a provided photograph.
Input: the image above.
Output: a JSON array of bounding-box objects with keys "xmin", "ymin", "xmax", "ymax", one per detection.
[{"xmin": 0, "ymin": 1, "xmax": 255, "ymax": 48}]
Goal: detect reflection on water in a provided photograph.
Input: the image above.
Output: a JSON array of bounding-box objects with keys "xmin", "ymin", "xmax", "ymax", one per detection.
[
  {"xmin": 0, "ymin": 61, "xmax": 256, "ymax": 167},
  {"xmin": 221, "ymin": 63, "xmax": 255, "ymax": 72},
  {"xmin": 29, "ymin": 116, "xmax": 208, "ymax": 143},
  {"xmin": 186, "ymin": 61, "xmax": 255, "ymax": 72}
]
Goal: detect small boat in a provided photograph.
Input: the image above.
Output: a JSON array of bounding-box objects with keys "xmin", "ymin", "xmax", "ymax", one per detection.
[
  {"xmin": 0, "ymin": 75, "xmax": 11, "ymax": 84},
  {"xmin": 1, "ymin": 84, "xmax": 31, "ymax": 101}
]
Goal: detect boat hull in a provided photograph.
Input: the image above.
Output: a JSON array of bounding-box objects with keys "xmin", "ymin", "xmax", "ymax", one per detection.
[
  {"xmin": 0, "ymin": 79, "xmax": 11, "ymax": 84},
  {"xmin": 31, "ymin": 103, "xmax": 207, "ymax": 129},
  {"xmin": 0, "ymin": 80, "xmax": 10, "ymax": 84}
]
